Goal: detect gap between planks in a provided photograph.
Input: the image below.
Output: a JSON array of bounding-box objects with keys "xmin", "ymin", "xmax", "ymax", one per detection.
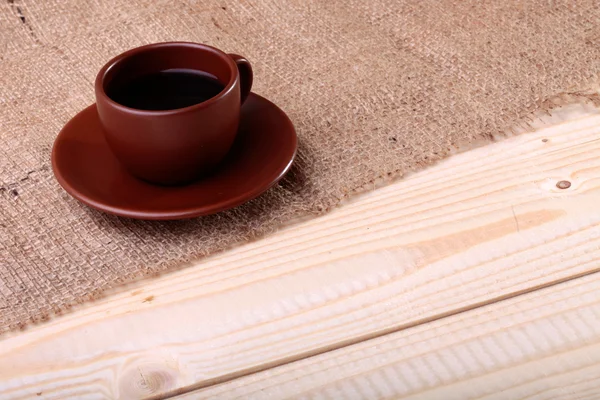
[
  {"xmin": 162, "ymin": 267, "xmax": 600, "ymax": 399},
  {"xmin": 1, "ymin": 103, "xmax": 600, "ymax": 399},
  {"xmin": 186, "ymin": 268, "xmax": 600, "ymax": 399}
]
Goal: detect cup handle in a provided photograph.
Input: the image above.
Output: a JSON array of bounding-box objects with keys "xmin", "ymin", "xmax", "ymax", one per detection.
[{"xmin": 228, "ymin": 54, "xmax": 253, "ymax": 105}]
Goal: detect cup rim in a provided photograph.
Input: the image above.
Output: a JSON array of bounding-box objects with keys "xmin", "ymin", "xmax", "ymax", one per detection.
[{"xmin": 95, "ymin": 41, "xmax": 239, "ymax": 115}]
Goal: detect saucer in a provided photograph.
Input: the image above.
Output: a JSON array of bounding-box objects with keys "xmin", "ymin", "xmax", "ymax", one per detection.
[{"xmin": 51, "ymin": 93, "xmax": 297, "ymax": 220}]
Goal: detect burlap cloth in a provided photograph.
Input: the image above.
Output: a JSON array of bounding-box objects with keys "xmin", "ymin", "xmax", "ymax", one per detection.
[{"xmin": 1, "ymin": 0, "xmax": 600, "ymax": 334}]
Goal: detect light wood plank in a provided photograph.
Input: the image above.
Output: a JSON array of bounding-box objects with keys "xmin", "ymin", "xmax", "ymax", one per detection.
[
  {"xmin": 1, "ymin": 104, "xmax": 600, "ymax": 399},
  {"xmin": 188, "ymin": 271, "xmax": 600, "ymax": 400}
]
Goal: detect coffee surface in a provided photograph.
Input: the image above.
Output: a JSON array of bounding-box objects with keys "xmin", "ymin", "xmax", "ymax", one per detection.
[{"xmin": 108, "ymin": 69, "xmax": 224, "ymax": 111}]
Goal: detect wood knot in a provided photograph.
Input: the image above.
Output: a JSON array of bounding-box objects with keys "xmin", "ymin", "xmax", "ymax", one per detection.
[
  {"xmin": 119, "ymin": 360, "xmax": 180, "ymax": 399},
  {"xmin": 556, "ymin": 180, "xmax": 571, "ymax": 189}
]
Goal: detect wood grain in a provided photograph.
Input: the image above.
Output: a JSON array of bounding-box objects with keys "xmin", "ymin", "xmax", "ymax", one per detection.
[
  {"xmin": 188, "ymin": 271, "xmax": 600, "ymax": 400},
  {"xmin": 1, "ymin": 104, "xmax": 600, "ymax": 399}
]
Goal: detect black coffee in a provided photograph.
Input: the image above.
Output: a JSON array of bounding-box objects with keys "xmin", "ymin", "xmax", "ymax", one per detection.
[{"xmin": 108, "ymin": 69, "xmax": 224, "ymax": 111}]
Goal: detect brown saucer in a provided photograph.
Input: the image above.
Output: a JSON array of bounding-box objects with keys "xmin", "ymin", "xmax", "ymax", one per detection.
[{"xmin": 51, "ymin": 93, "xmax": 297, "ymax": 220}]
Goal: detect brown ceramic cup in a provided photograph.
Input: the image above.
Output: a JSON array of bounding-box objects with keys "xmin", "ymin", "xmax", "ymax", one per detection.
[{"xmin": 95, "ymin": 42, "xmax": 253, "ymax": 185}]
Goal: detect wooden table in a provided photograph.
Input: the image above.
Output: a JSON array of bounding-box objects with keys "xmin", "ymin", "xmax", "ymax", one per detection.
[{"xmin": 1, "ymin": 103, "xmax": 600, "ymax": 399}]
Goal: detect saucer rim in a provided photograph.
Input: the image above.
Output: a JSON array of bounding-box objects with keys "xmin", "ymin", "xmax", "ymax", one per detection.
[{"xmin": 51, "ymin": 93, "xmax": 297, "ymax": 220}]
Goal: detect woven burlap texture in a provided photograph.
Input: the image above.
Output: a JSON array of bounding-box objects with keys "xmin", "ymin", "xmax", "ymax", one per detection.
[{"xmin": 2, "ymin": 0, "xmax": 600, "ymax": 334}]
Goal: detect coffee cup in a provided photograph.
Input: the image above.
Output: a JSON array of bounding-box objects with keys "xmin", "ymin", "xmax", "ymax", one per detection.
[{"xmin": 95, "ymin": 42, "xmax": 253, "ymax": 185}]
